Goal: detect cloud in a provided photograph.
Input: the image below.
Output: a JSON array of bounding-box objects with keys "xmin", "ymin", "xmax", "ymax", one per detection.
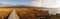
[
  {"xmin": 28, "ymin": 0, "xmax": 60, "ymax": 8},
  {"xmin": 0, "ymin": 2, "xmax": 14, "ymax": 7},
  {"xmin": 0, "ymin": 2, "xmax": 8, "ymax": 6}
]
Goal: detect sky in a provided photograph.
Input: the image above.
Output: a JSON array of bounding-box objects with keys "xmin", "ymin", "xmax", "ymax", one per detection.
[
  {"xmin": 0, "ymin": 0, "xmax": 60, "ymax": 8},
  {"xmin": 0, "ymin": 0, "xmax": 33, "ymax": 5}
]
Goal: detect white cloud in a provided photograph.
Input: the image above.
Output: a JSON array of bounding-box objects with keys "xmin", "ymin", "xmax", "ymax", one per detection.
[
  {"xmin": 28, "ymin": 0, "xmax": 60, "ymax": 8},
  {"xmin": 0, "ymin": 2, "xmax": 14, "ymax": 7}
]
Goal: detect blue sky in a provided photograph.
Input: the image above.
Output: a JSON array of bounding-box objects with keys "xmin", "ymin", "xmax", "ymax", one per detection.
[{"xmin": 0, "ymin": 0, "xmax": 33, "ymax": 5}]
